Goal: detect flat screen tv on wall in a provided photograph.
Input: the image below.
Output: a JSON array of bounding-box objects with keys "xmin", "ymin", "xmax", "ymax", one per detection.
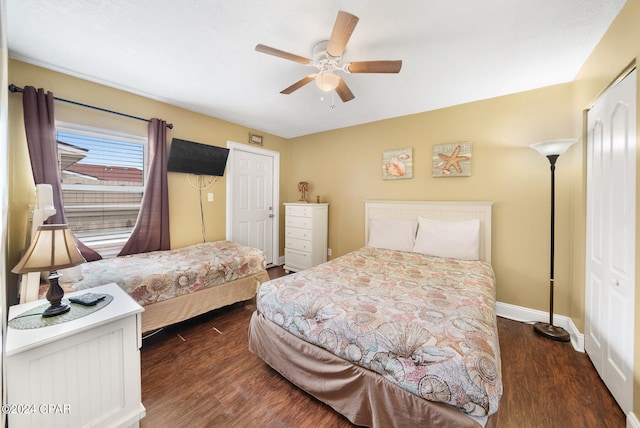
[{"xmin": 167, "ymin": 138, "xmax": 230, "ymax": 176}]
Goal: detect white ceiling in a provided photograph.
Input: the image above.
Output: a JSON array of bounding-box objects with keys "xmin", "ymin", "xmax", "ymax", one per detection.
[{"xmin": 6, "ymin": 0, "xmax": 627, "ymax": 139}]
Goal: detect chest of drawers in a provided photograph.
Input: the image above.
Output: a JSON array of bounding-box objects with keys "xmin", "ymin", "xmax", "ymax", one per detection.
[{"xmin": 283, "ymin": 203, "xmax": 328, "ymax": 272}]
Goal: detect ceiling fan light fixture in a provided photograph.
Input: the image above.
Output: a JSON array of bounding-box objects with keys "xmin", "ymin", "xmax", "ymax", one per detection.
[
  {"xmin": 315, "ymin": 71, "xmax": 340, "ymax": 92},
  {"xmin": 255, "ymin": 11, "xmax": 401, "ymax": 102}
]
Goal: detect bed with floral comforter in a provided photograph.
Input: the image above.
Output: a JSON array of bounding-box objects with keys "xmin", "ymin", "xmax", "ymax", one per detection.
[
  {"xmin": 250, "ymin": 246, "xmax": 502, "ymax": 427},
  {"xmin": 54, "ymin": 241, "xmax": 269, "ymax": 331}
]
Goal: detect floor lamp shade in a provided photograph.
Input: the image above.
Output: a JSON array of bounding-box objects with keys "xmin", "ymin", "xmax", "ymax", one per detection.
[
  {"xmin": 12, "ymin": 224, "xmax": 86, "ymax": 317},
  {"xmin": 530, "ymin": 139, "xmax": 576, "ymax": 157},
  {"xmin": 530, "ymin": 139, "xmax": 576, "ymax": 342}
]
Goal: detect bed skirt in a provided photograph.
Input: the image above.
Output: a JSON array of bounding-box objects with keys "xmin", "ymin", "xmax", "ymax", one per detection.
[
  {"xmin": 141, "ymin": 271, "xmax": 269, "ymax": 332},
  {"xmin": 248, "ymin": 311, "xmax": 496, "ymax": 428}
]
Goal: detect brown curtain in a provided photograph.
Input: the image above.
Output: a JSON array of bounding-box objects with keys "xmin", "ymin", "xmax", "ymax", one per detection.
[
  {"xmin": 118, "ymin": 118, "xmax": 170, "ymax": 256},
  {"xmin": 22, "ymin": 86, "xmax": 102, "ymax": 262}
]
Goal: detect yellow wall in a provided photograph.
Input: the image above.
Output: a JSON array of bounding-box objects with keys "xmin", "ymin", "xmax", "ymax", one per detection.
[{"xmin": 7, "ymin": 59, "xmax": 289, "ymax": 304}]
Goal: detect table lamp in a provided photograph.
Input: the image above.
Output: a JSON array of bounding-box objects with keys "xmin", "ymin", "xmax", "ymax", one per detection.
[{"xmin": 12, "ymin": 224, "xmax": 86, "ymax": 317}]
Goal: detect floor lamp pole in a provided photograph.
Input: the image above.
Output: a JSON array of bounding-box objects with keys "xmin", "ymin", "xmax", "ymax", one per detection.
[{"xmin": 533, "ymin": 154, "xmax": 571, "ymax": 342}]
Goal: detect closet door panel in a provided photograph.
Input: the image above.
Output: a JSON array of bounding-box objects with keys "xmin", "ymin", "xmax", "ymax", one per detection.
[{"xmin": 585, "ymin": 68, "xmax": 635, "ymax": 415}]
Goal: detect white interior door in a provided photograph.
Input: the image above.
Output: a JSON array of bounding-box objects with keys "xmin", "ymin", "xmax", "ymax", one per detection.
[
  {"xmin": 585, "ymin": 68, "xmax": 636, "ymax": 415},
  {"xmin": 226, "ymin": 142, "xmax": 279, "ymax": 266}
]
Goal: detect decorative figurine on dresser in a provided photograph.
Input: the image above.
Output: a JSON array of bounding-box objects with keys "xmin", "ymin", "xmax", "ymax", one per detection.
[
  {"xmin": 283, "ymin": 202, "xmax": 329, "ymax": 273},
  {"xmin": 297, "ymin": 181, "xmax": 310, "ymax": 202}
]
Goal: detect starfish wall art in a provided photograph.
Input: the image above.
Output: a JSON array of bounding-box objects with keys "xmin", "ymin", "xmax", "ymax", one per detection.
[{"xmin": 432, "ymin": 142, "xmax": 472, "ymax": 177}]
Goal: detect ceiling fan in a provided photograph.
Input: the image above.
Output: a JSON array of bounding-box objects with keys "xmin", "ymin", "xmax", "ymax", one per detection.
[{"xmin": 255, "ymin": 10, "xmax": 402, "ymax": 102}]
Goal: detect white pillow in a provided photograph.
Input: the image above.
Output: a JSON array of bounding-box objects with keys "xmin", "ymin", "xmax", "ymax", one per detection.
[
  {"xmin": 367, "ymin": 219, "xmax": 418, "ymax": 252},
  {"xmin": 413, "ymin": 217, "xmax": 480, "ymax": 260}
]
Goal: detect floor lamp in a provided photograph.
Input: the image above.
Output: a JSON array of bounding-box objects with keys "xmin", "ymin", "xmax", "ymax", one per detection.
[{"xmin": 530, "ymin": 139, "xmax": 576, "ymax": 342}]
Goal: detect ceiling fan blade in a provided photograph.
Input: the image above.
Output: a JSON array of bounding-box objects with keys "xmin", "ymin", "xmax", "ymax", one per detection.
[
  {"xmin": 335, "ymin": 77, "xmax": 355, "ymax": 102},
  {"xmin": 255, "ymin": 44, "xmax": 311, "ymax": 65},
  {"xmin": 347, "ymin": 60, "xmax": 403, "ymax": 73},
  {"xmin": 280, "ymin": 75, "xmax": 315, "ymax": 94},
  {"xmin": 326, "ymin": 11, "xmax": 359, "ymax": 58}
]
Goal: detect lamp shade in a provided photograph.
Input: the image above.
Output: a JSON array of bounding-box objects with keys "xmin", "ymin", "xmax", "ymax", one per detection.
[
  {"xmin": 12, "ymin": 224, "xmax": 86, "ymax": 273},
  {"xmin": 315, "ymin": 71, "xmax": 340, "ymax": 91},
  {"xmin": 529, "ymin": 139, "xmax": 576, "ymax": 157}
]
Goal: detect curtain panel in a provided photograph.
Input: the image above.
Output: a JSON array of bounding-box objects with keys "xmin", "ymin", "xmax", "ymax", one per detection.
[
  {"xmin": 118, "ymin": 118, "xmax": 170, "ymax": 256},
  {"xmin": 22, "ymin": 86, "xmax": 102, "ymax": 262}
]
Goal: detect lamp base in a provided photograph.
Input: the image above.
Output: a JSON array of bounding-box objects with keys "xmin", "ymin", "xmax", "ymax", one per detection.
[
  {"xmin": 42, "ymin": 302, "xmax": 70, "ymax": 317},
  {"xmin": 533, "ymin": 322, "xmax": 570, "ymax": 342},
  {"xmin": 42, "ymin": 271, "xmax": 70, "ymax": 317}
]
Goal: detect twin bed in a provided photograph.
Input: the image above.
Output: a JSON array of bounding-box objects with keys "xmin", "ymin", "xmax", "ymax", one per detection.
[
  {"xmin": 56, "ymin": 240, "xmax": 269, "ymax": 332},
  {"xmin": 249, "ymin": 200, "xmax": 501, "ymax": 427}
]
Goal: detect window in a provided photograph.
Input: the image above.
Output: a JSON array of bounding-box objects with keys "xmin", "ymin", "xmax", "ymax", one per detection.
[{"xmin": 56, "ymin": 123, "xmax": 146, "ymax": 257}]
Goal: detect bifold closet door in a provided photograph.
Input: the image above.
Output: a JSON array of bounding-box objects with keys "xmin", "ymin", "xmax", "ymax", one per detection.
[{"xmin": 585, "ymin": 68, "xmax": 636, "ymax": 416}]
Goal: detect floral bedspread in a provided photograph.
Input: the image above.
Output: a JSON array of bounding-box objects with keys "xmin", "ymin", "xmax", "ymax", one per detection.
[
  {"xmin": 56, "ymin": 241, "xmax": 266, "ymax": 306},
  {"xmin": 256, "ymin": 247, "xmax": 502, "ymax": 416}
]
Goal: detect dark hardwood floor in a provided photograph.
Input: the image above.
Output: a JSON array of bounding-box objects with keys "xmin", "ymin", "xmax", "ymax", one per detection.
[{"xmin": 140, "ymin": 266, "xmax": 625, "ymax": 428}]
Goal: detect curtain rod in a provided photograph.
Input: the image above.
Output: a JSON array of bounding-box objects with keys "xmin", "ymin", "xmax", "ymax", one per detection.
[{"xmin": 8, "ymin": 84, "xmax": 174, "ymax": 129}]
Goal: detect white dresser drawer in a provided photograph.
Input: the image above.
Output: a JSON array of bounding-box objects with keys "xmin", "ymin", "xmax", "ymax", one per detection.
[
  {"xmin": 286, "ymin": 227, "xmax": 312, "ymax": 240},
  {"xmin": 286, "ymin": 205, "xmax": 313, "ymax": 217},
  {"xmin": 286, "ymin": 216, "xmax": 312, "ymax": 229},
  {"xmin": 285, "ymin": 248, "xmax": 312, "ymax": 269},
  {"xmin": 286, "ymin": 237, "xmax": 312, "ymax": 252}
]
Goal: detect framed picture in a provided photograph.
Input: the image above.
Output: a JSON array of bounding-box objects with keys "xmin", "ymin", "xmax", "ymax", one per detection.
[
  {"xmin": 433, "ymin": 142, "xmax": 472, "ymax": 177},
  {"xmin": 382, "ymin": 148, "xmax": 412, "ymax": 180}
]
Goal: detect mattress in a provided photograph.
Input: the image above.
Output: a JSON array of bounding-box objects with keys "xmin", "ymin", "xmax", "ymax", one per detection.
[
  {"xmin": 254, "ymin": 246, "xmax": 502, "ymax": 419},
  {"xmin": 55, "ymin": 240, "xmax": 267, "ymax": 307}
]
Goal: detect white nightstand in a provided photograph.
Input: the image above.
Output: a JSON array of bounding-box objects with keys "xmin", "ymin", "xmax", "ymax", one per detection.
[{"xmin": 5, "ymin": 283, "xmax": 145, "ymax": 428}]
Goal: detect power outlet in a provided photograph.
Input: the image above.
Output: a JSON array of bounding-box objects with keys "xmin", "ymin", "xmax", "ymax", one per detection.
[{"xmin": 327, "ymin": 248, "xmax": 332, "ymax": 257}]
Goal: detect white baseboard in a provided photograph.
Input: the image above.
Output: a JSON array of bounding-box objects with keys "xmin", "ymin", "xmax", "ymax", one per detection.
[
  {"xmin": 628, "ymin": 412, "xmax": 640, "ymax": 428},
  {"xmin": 496, "ymin": 301, "xmax": 584, "ymax": 353}
]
